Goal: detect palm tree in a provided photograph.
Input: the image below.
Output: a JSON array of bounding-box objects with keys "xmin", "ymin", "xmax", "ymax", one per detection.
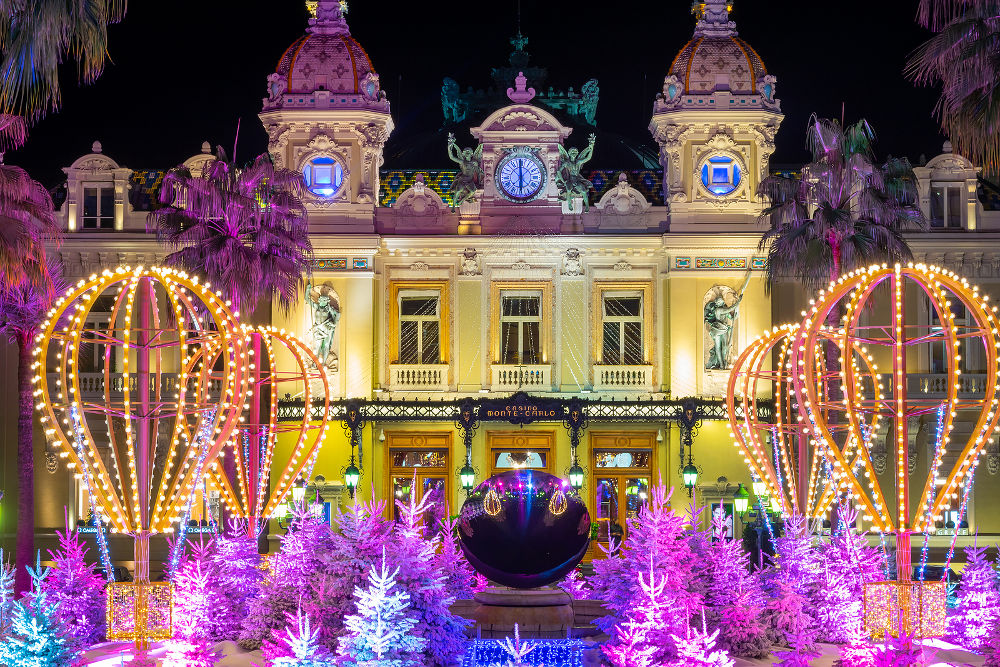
[
  {"xmin": 0, "ymin": 152, "xmax": 61, "ymax": 593},
  {"xmin": 0, "ymin": 0, "xmax": 127, "ymax": 123},
  {"xmin": 757, "ymin": 116, "xmax": 924, "ymax": 290},
  {"xmin": 150, "ymin": 148, "xmax": 312, "ymax": 317},
  {"xmin": 906, "ymin": 0, "xmax": 1000, "ymax": 172}
]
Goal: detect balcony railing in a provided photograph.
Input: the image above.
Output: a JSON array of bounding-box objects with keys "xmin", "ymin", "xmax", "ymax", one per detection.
[
  {"xmin": 869, "ymin": 373, "xmax": 988, "ymax": 399},
  {"xmin": 48, "ymin": 372, "xmax": 222, "ymax": 399},
  {"xmin": 593, "ymin": 365, "xmax": 654, "ymax": 392},
  {"xmin": 491, "ymin": 364, "xmax": 551, "ymax": 392},
  {"xmin": 388, "ymin": 364, "xmax": 450, "ymax": 392}
]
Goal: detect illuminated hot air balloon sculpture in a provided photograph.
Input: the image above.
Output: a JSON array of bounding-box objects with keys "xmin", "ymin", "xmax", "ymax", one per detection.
[
  {"xmin": 206, "ymin": 325, "xmax": 331, "ymax": 536},
  {"xmin": 33, "ymin": 266, "xmax": 249, "ymax": 648},
  {"xmin": 728, "ymin": 263, "xmax": 1000, "ymax": 638}
]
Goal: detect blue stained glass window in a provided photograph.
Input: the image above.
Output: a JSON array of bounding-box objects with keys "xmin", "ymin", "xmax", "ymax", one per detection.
[
  {"xmin": 303, "ymin": 156, "xmax": 344, "ymax": 198},
  {"xmin": 701, "ymin": 155, "xmax": 741, "ymax": 196}
]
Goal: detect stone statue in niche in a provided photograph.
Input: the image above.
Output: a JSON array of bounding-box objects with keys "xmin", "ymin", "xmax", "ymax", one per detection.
[
  {"xmin": 306, "ymin": 282, "xmax": 341, "ymax": 372},
  {"xmin": 704, "ymin": 273, "xmax": 750, "ymax": 370},
  {"xmin": 446, "ymin": 132, "xmax": 483, "ymax": 210},
  {"xmin": 556, "ymin": 134, "xmax": 596, "ymax": 210}
]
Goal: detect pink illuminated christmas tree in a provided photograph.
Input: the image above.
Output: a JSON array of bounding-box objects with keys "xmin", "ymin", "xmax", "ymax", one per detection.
[
  {"xmin": 812, "ymin": 506, "xmax": 881, "ymax": 644},
  {"xmin": 591, "ymin": 477, "xmax": 699, "ymax": 637},
  {"xmin": 950, "ymin": 544, "xmax": 1000, "ymax": 650},
  {"xmin": 603, "ymin": 558, "xmax": 676, "ymax": 665},
  {"xmin": 163, "ymin": 540, "xmax": 219, "ymax": 667},
  {"xmin": 667, "ymin": 613, "xmax": 735, "ymax": 667},
  {"xmin": 42, "ymin": 527, "xmax": 106, "ymax": 653}
]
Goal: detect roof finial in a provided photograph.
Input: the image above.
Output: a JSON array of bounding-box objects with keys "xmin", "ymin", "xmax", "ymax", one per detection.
[
  {"xmin": 307, "ymin": 0, "xmax": 350, "ymax": 35},
  {"xmin": 507, "ymin": 71, "xmax": 536, "ymax": 104},
  {"xmin": 692, "ymin": 0, "xmax": 736, "ymax": 37}
]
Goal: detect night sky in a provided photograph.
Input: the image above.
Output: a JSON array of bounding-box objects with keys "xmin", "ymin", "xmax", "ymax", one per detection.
[{"xmin": 10, "ymin": 0, "xmax": 947, "ymax": 188}]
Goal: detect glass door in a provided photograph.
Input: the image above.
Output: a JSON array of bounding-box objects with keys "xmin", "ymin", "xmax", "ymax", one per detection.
[
  {"xmin": 387, "ymin": 445, "xmax": 450, "ymax": 535},
  {"xmin": 591, "ymin": 432, "xmax": 654, "ymax": 547}
]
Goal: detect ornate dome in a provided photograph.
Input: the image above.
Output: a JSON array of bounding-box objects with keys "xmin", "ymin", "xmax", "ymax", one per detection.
[
  {"xmin": 658, "ymin": 1, "xmax": 777, "ymax": 109},
  {"xmin": 263, "ymin": 0, "xmax": 389, "ymax": 113}
]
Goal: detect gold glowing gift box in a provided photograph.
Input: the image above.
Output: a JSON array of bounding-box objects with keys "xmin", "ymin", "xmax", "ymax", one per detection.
[
  {"xmin": 863, "ymin": 580, "xmax": 947, "ymax": 639},
  {"xmin": 106, "ymin": 582, "xmax": 174, "ymax": 641}
]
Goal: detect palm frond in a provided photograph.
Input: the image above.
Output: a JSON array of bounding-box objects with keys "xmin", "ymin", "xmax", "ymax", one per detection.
[
  {"xmin": 756, "ymin": 117, "xmax": 924, "ymax": 293},
  {"xmin": 149, "ymin": 152, "xmax": 312, "ymax": 317}
]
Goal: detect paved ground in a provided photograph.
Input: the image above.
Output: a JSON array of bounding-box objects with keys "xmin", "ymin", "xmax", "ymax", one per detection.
[{"xmin": 76, "ymin": 638, "xmax": 991, "ymax": 666}]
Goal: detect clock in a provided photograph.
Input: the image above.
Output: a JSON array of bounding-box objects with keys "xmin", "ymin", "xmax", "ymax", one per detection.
[{"xmin": 495, "ymin": 148, "xmax": 546, "ymax": 202}]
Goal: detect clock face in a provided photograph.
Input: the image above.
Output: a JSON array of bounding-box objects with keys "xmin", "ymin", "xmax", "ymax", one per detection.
[{"xmin": 496, "ymin": 151, "xmax": 545, "ymax": 202}]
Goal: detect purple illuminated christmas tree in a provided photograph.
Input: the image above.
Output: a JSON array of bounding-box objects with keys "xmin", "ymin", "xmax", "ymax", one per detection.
[
  {"xmin": 209, "ymin": 524, "xmax": 262, "ymax": 640},
  {"xmin": 240, "ymin": 502, "xmax": 335, "ymax": 650},
  {"xmin": 305, "ymin": 497, "xmax": 393, "ymax": 645},
  {"xmin": 42, "ymin": 528, "xmax": 105, "ymax": 653},
  {"xmin": 667, "ymin": 613, "xmax": 735, "ymax": 667},
  {"xmin": 703, "ymin": 510, "xmax": 771, "ymax": 658},
  {"xmin": 950, "ymin": 544, "xmax": 1000, "ymax": 650},
  {"xmin": 558, "ymin": 567, "xmax": 592, "ymax": 600},
  {"xmin": 435, "ymin": 513, "xmax": 475, "ymax": 601},
  {"xmin": 389, "ymin": 481, "xmax": 470, "ymax": 666},
  {"xmin": 336, "ymin": 548, "xmax": 426, "ymax": 666}
]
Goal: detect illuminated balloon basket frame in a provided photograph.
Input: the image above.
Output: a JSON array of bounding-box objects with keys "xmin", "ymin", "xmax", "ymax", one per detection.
[
  {"xmin": 34, "ymin": 266, "xmax": 249, "ymax": 649},
  {"xmin": 208, "ymin": 325, "xmax": 331, "ymax": 535},
  {"xmin": 728, "ymin": 263, "xmax": 1000, "ymax": 638}
]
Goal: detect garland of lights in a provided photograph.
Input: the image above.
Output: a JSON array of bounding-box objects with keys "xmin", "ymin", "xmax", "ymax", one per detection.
[
  {"xmin": 33, "ymin": 265, "xmax": 249, "ymax": 604},
  {"xmin": 168, "ymin": 410, "xmax": 216, "ymax": 576},
  {"xmin": 728, "ymin": 264, "xmax": 1000, "ymax": 581},
  {"xmin": 942, "ymin": 458, "xmax": 979, "ymax": 578},
  {"xmin": 69, "ymin": 405, "xmax": 113, "ymax": 582},
  {"xmin": 204, "ymin": 326, "xmax": 330, "ymax": 536}
]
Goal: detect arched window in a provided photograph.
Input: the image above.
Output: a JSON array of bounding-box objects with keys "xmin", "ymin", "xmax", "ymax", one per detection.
[
  {"xmin": 303, "ymin": 156, "xmax": 344, "ymax": 197},
  {"xmin": 700, "ymin": 154, "xmax": 742, "ymax": 196}
]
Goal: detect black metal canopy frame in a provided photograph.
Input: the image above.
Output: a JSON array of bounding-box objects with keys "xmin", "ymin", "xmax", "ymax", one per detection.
[{"xmin": 277, "ymin": 391, "xmax": 774, "ymax": 490}]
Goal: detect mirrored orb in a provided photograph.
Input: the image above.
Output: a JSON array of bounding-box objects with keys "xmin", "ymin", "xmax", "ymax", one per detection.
[{"xmin": 458, "ymin": 469, "xmax": 591, "ymax": 589}]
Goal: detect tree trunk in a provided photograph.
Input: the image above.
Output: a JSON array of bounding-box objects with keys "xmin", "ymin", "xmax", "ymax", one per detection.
[{"xmin": 15, "ymin": 331, "xmax": 34, "ymax": 595}]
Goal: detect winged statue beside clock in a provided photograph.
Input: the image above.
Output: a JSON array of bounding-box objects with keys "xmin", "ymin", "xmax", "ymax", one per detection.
[{"xmin": 446, "ymin": 72, "xmax": 596, "ymax": 211}]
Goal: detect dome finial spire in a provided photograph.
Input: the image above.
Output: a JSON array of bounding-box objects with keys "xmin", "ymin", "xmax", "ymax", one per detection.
[
  {"xmin": 307, "ymin": 0, "xmax": 350, "ymax": 35},
  {"xmin": 691, "ymin": 0, "xmax": 736, "ymax": 37}
]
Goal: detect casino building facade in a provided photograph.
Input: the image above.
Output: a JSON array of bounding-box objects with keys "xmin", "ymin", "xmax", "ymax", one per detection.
[{"xmin": 5, "ymin": 0, "xmax": 1000, "ymax": 570}]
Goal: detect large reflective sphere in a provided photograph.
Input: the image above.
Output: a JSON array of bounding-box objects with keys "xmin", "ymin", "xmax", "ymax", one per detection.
[{"xmin": 458, "ymin": 470, "xmax": 591, "ymax": 589}]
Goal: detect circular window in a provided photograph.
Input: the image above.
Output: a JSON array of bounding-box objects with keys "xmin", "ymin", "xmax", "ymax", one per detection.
[
  {"xmin": 700, "ymin": 154, "xmax": 742, "ymax": 196},
  {"xmin": 303, "ymin": 156, "xmax": 344, "ymax": 198}
]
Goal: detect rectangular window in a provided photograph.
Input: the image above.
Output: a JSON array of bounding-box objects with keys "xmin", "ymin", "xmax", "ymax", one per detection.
[
  {"xmin": 398, "ymin": 292, "xmax": 440, "ymax": 364},
  {"xmin": 82, "ymin": 185, "xmax": 114, "ymax": 229},
  {"xmin": 500, "ymin": 291, "xmax": 541, "ymax": 364},
  {"xmin": 930, "ymin": 185, "xmax": 963, "ymax": 229},
  {"xmin": 947, "ymin": 186, "xmax": 962, "ymax": 228},
  {"xmin": 602, "ymin": 293, "xmax": 643, "ymax": 365}
]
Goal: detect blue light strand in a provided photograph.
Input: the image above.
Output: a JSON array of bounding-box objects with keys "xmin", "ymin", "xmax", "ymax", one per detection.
[
  {"xmin": 168, "ymin": 409, "xmax": 216, "ymax": 577},
  {"xmin": 68, "ymin": 405, "xmax": 114, "ymax": 582},
  {"xmin": 462, "ymin": 638, "xmax": 583, "ymax": 667},
  {"xmin": 770, "ymin": 426, "xmax": 788, "ymax": 513},
  {"xmin": 858, "ymin": 420, "xmax": 891, "ymax": 577},
  {"xmin": 942, "ymin": 458, "xmax": 978, "ymax": 579},
  {"xmin": 918, "ymin": 403, "xmax": 947, "ymax": 582}
]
